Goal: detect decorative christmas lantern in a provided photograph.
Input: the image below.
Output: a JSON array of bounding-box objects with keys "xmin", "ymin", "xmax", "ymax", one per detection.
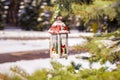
[{"xmin": 48, "ymin": 16, "xmax": 69, "ymax": 58}]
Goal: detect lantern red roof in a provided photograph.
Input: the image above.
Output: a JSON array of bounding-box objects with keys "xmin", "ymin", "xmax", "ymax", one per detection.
[{"xmin": 48, "ymin": 18, "xmax": 69, "ymax": 34}]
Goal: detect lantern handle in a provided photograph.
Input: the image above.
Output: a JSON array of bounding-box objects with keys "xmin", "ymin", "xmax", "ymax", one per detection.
[{"xmin": 56, "ymin": 16, "xmax": 63, "ymax": 21}]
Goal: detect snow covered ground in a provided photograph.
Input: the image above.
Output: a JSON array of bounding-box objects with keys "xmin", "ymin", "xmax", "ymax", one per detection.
[
  {"xmin": 0, "ymin": 38, "xmax": 86, "ymax": 54},
  {"xmin": 0, "ymin": 39, "xmax": 49, "ymax": 54},
  {"xmin": 0, "ymin": 30, "xmax": 93, "ymax": 38},
  {"xmin": 0, "ymin": 30, "xmax": 116, "ymax": 75},
  {"xmin": 0, "ymin": 30, "xmax": 92, "ymax": 54},
  {"xmin": 0, "ymin": 53, "xmax": 117, "ymax": 75}
]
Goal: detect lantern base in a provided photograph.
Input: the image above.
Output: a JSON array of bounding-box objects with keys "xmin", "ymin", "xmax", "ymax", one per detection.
[
  {"xmin": 50, "ymin": 53, "xmax": 68, "ymax": 59},
  {"xmin": 50, "ymin": 54, "xmax": 60, "ymax": 59}
]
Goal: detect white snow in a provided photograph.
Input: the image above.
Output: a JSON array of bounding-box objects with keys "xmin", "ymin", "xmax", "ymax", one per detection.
[
  {"xmin": 0, "ymin": 30, "xmax": 116, "ymax": 75},
  {"xmin": 0, "ymin": 38, "xmax": 86, "ymax": 54},
  {"xmin": 0, "ymin": 53, "xmax": 117, "ymax": 75},
  {"xmin": 0, "ymin": 30, "xmax": 93, "ymax": 39},
  {"xmin": 0, "ymin": 31, "xmax": 50, "ymax": 38},
  {"xmin": 0, "ymin": 39, "xmax": 49, "ymax": 53},
  {"xmin": 0, "ymin": 30, "xmax": 89, "ymax": 54}
]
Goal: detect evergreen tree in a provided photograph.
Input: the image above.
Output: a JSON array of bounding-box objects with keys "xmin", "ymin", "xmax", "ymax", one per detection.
[
  {"xmin": 0, "ymin": 0, "xmax": 5, "ymax": 29},
  {"xmin": 19, "ymin": 0, "xmax": 51, "ymax": 31},
  {"xmin": 47, "ymin": 0, "xmax": 118, "ymax": 32},
  {"xmin": 19, "ymin": 2, "xmax": 38, "ymax": 30}
]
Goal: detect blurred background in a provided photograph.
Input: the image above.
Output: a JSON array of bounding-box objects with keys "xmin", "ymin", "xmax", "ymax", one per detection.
[
  {"xmin": 0, "ymin": 1, "xmax": 120, "ymax": 79},
  {"xmin": 0, "ymin": 0, "xmax": 120, "ymax": 32}
]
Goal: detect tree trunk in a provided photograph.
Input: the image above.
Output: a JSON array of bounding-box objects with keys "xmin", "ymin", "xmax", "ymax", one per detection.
[{"xmin": 6, "ymin": 0, "xmax": 20, "ymax": 26}]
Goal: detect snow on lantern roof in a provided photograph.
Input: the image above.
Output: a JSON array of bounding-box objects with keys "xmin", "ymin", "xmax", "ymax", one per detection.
[{"xmin": 48, "ymin": 17, "xmax": 69, "ymax": 34}]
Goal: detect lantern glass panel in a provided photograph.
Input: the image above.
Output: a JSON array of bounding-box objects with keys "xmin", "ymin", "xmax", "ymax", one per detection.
[
  {"xmin": 61, "ymin": 34, "xmax": 67, "ymax": 45},
  {"xmin": 60, "ymin": 34, "xmax": 68, "ymax": 54},
  {"xmin": 51, "ymin": 34, "xmax": 58, "ymax": 54}
]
